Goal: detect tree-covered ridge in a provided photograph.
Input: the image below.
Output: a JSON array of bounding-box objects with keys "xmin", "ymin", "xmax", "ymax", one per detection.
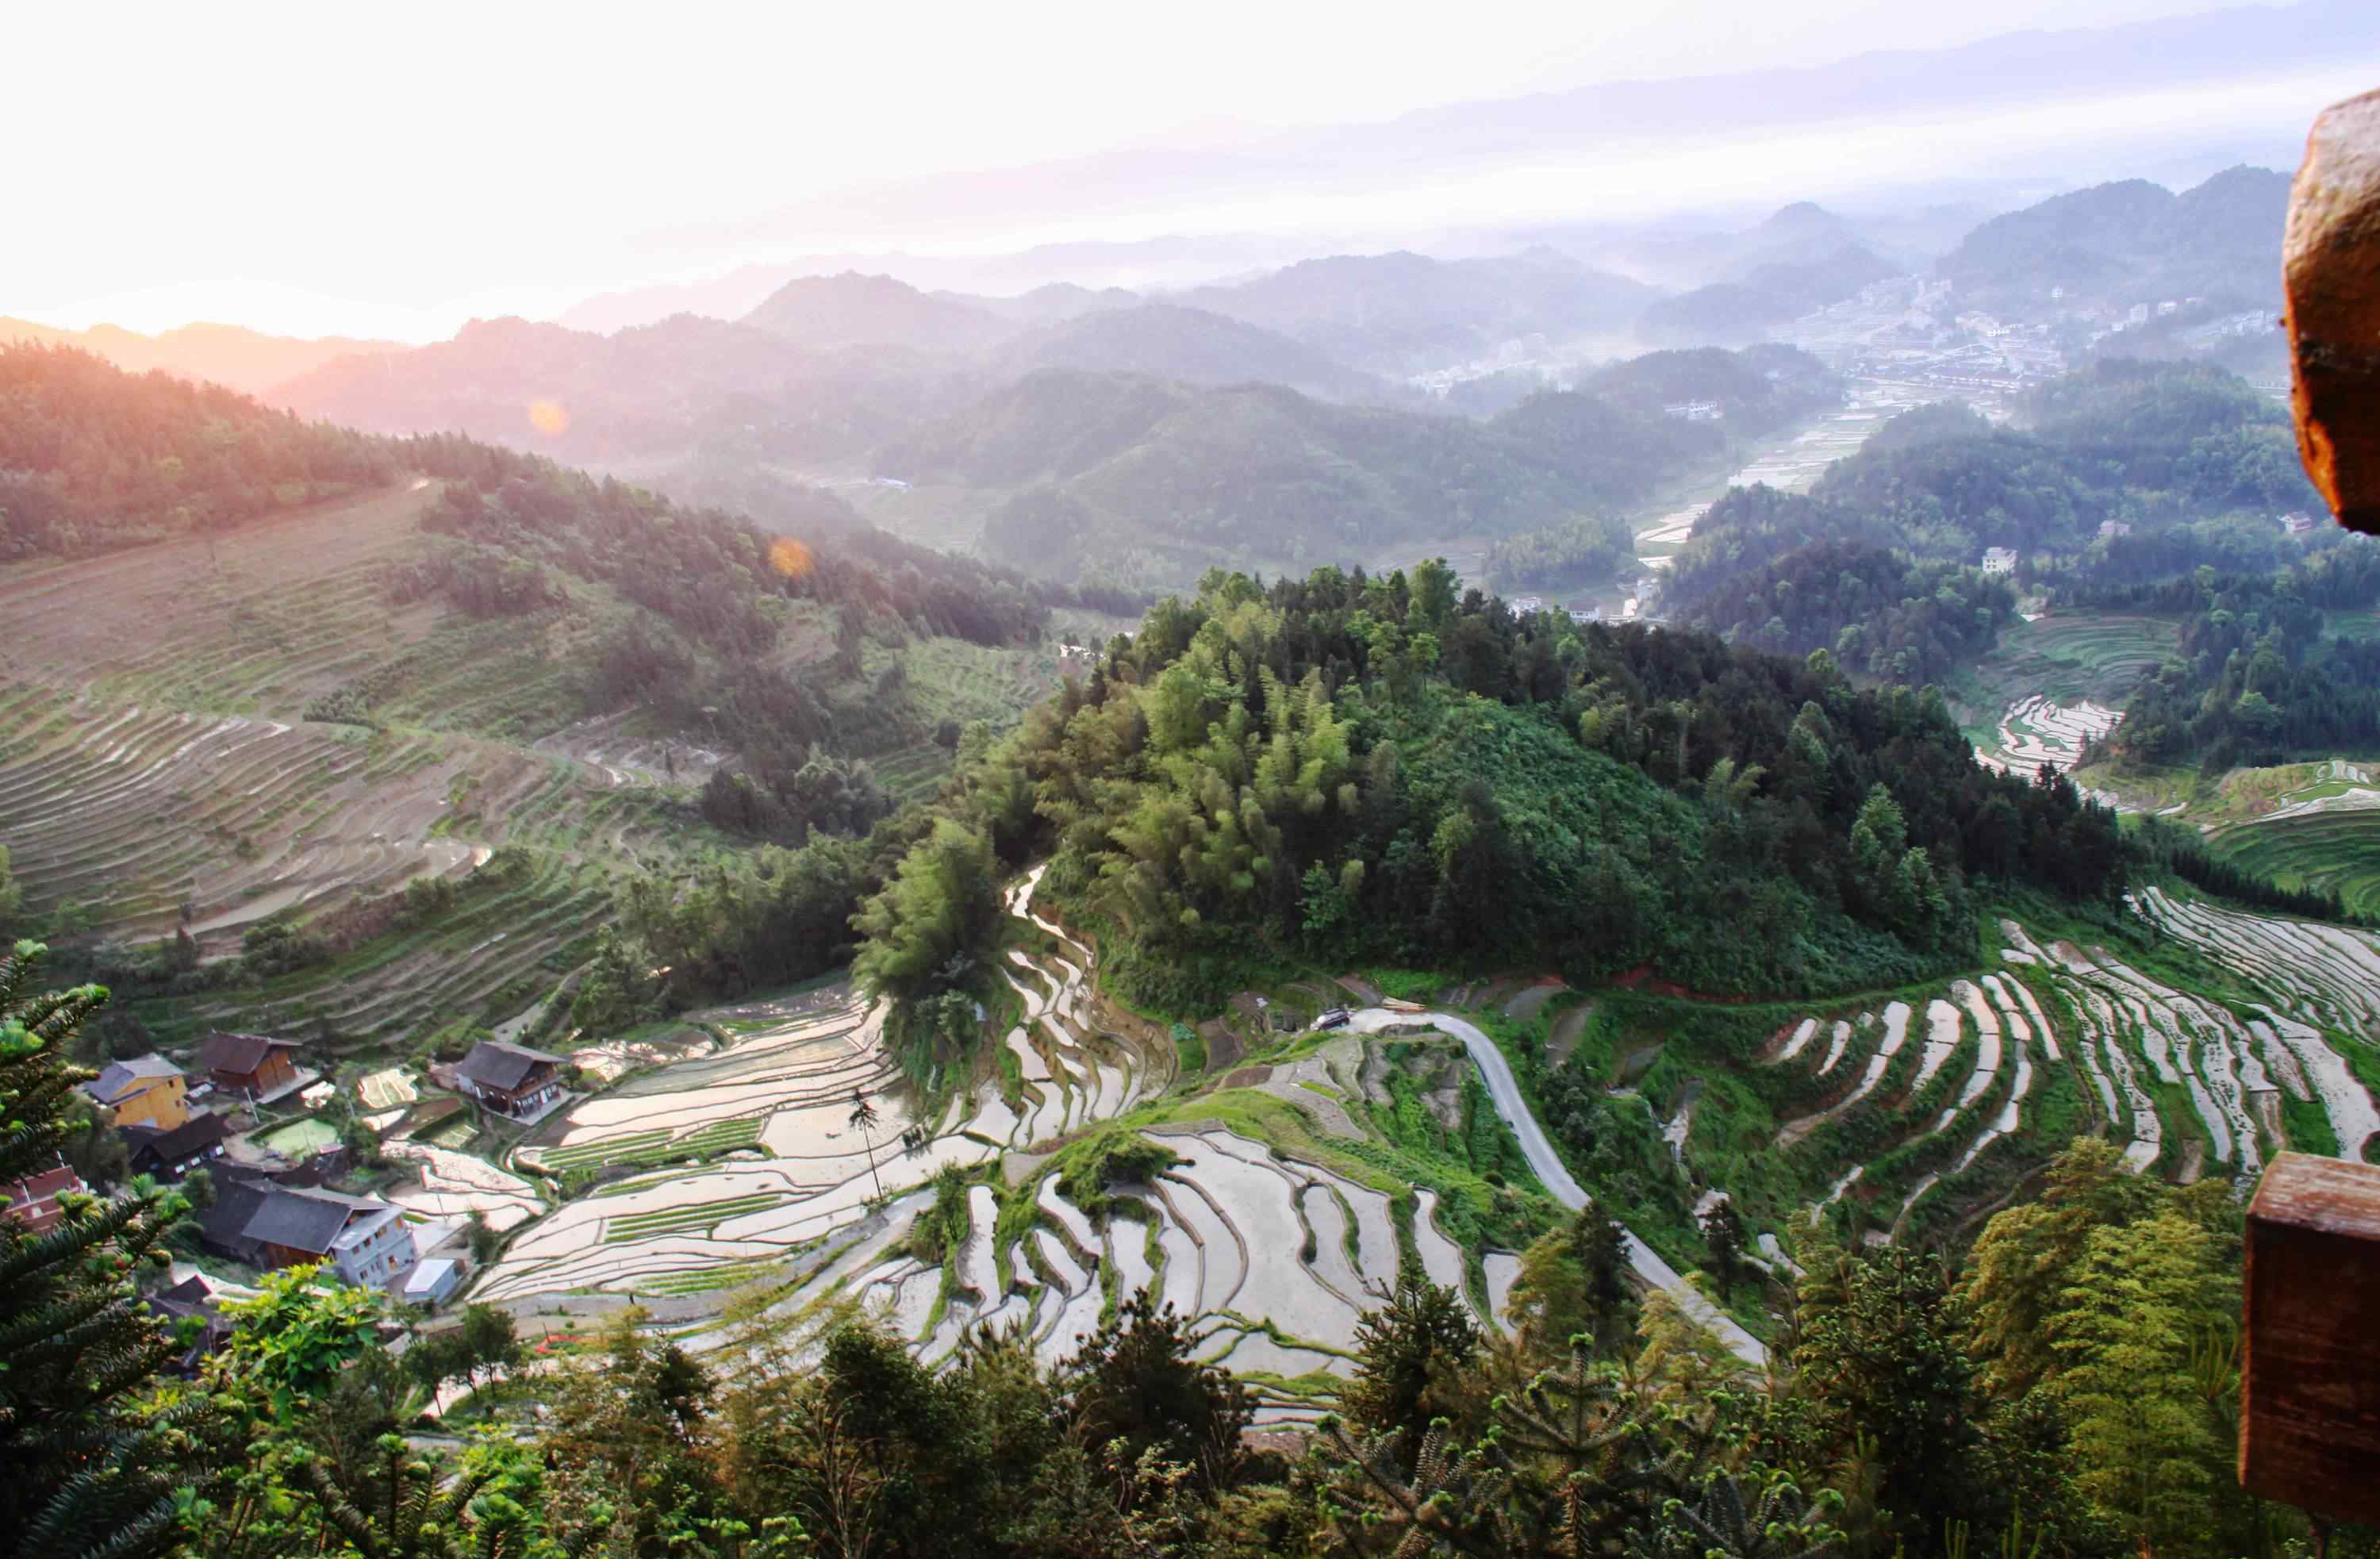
[
  {"xmin": 2071, "ymin": 551, "xmax": 2380, "ymax": 772},
  {"xmin": 1672, "ymin": 536, "xmax": 2018, "ymax": 687},
  {"xmin": 1937, "ymin": 164, "xmax": 2290, "ymax": 309},
  {"xmin": 1664, "ymin": 361, "xmax": 2332, "ymax": 678},
  {"xmin": 934, "ymin": 346, "xmax": 1837, "ymax": 591},
  {"xmin": 1482, "ymin": 512, "xmax": 1637, "ymax": 593},
  {"xmin": 0, "ymin": 343, "xmax": 399, "ymax": 559},
  {"xmin": 854, "ymin": 565, "xmax": 2125, "ymax": 1032}
]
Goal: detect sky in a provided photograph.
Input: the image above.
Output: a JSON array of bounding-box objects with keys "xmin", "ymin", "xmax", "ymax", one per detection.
[{"xmin": 4, "ymin": 0, "xmax": 2344, "ymax": 339}]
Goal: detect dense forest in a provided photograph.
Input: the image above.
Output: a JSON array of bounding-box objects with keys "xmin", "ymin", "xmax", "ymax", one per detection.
[
  {"xmin": 5, "ymin": 939, "xmax": 2324, "ymax": 1559},
  {"xmin": 1482, "ymin": 512, "xmax": 1637, "ymax": 593}
]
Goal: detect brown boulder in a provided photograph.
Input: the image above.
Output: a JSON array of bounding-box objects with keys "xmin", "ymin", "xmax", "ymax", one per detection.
[{"xmin": 2286, "ymin": 87, "xmax": 2380, "ymax": 535}]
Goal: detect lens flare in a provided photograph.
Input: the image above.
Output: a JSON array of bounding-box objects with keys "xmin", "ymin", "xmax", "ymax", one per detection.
[
  {"xmin": 526, "ymin": 399, "xmax": 570, "ymax": 436},
  {"xmin": 768, "ymin": 536, "xmax": 816, "ymax": 579}
]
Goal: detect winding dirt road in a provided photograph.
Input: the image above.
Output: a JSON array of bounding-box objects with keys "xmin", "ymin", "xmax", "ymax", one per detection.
[{"xmin": 1349, "ymin": 1008, "xmax": 1768, "ymax": 1366}]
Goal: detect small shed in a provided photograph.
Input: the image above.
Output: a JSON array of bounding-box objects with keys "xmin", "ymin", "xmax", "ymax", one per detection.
[{"xmin": 404, "ymin": 1257, "xmax": 463, "ymax": 1308}]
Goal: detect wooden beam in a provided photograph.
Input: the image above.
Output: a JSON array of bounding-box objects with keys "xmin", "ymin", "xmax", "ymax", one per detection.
[{"xmin": 2242, "ymin": 1152, "xmax": 2380, "ymax": 1523}]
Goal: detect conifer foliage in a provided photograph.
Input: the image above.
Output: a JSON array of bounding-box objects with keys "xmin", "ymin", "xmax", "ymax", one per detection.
[{"xmin": 0, "ymin": 941, "xmax": 202, "ymax": 1559}]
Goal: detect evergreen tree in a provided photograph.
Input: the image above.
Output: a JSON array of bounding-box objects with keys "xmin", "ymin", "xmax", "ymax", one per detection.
[{"xmin": 0, "ymin": 941, "xmax": 205, "ymax": 1559}]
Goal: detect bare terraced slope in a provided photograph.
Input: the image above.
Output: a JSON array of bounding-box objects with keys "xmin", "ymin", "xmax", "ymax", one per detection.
[{"xmin": 0, "ymin": 484, "xmax": 704, "ymax": 1048}]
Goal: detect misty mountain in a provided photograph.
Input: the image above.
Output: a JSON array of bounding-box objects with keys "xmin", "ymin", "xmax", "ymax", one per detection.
[
  {"xmin": 0, "ymin": 317, "xmax": 406, "ymax": 397},
  {"xmin": 1179, "ymin": 248, "xmax": 1656, "ymax": 376},
  {"xmin": 1937, "ymin": 165, "xmax": 2292, "ymax": 308},
  {"xmin": 985, "ymin": 303, "xmax": 1395, "ymax": 405},
  {"xmin": 553, "ymin": 234, "xmax": 1319, "ymax": 334},
  {"xmin": 739, "ymin": 272, "xmax": 1018, "ymax": 353},
  {"xmin": 1637, "ymin": 245, "xmax": 1902, "ymax": 344},
  {"xmin": 950, "ymin": 282, "xmax": 1140, "ymax": 328},
  {"xmin": 271, "ymin": 314, "xmax": 822, "ymax": 459}
]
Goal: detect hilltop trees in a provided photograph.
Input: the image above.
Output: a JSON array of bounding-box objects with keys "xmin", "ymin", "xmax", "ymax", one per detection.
[{"xmin": 923, "ymin": 566, "xmax": 2122, "ymax": 1009}]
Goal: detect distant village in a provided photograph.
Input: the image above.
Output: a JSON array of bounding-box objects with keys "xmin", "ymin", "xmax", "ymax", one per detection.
[{"xmin": 2, "ymin": 1028, "xmax": 575, "ymax": 1369}]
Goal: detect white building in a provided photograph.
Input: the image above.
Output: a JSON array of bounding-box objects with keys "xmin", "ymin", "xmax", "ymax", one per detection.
[
  {"xmin": 2098, "ymin": 520, "xmax": 2133, "ymax": 540},
  {"xmin": 2282, "ymin": 512, "xmax": 2319, "ymax": 534},
  {"xmin": 403, "ymin": 1257, "xmax": 463, "ymax": 1309},
  {"xmin": 1508, "ymin": 595, "xmax": 1545, "ymax": 616},
  {"xmin": 1981, "ymin": 547, "xmax": 2019, "ymax": 575}
]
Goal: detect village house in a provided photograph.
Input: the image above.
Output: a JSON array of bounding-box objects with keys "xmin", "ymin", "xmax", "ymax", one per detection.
[
  {"xmin": 121, "ymin": 1110, "xmax": 232, "ymax": 1181},
  {"xmin": 198, "ymin": 1031, "xmax": 309, "ymax": 1104},
  {"xmin": 2282, "ymin": 511, "xmax": 2319, "ymax": 534},
  {"xmin": 1568, "ymin": 604, "xmax": 1601, "ymax": 624},
  {"xmin": 81, "ymin": 1054, "xmax": 190, "ymax": 1131},
  {"xmin": 238, "ymin": 1181, "xmax": 419, "ymax": 1287},
  {"xmin": 1507, "ymin": 594, "xmax": 1545, "ymax": 616},
  {"xmin": 1981, "ymin": 546, "xmax": 2020, "ymax": 575},
  {"xmin": 2098, "ymin": 520, "xmax": 2133, "ymax": 540},
  {"xmin": 455, "ymin": 1040, "xmax": 567, "ymax": 1120},
  {"xmin": 2, "ymin": 1162, "xmax": 89, "ymax": 1235}
]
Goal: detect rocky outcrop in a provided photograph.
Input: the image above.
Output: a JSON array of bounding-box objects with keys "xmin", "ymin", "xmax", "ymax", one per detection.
[{"xmin": 2286, "ymin": 88, "xmax": 2380, "ymax": 534}]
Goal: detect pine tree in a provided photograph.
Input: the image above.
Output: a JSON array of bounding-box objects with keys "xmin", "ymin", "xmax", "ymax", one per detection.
[{"xmin": 0, "ymin": 940, "xmax": 206, "ymax": 1559}]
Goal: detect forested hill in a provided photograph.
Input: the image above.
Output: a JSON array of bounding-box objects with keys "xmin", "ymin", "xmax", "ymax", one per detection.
[
  {"xmin": 906, "ymin": 345, "xmax": 1836, "ymax": 591},
  {"xmin": 1937, "ymin": 165, "xmax": 2290, "ymax": 309},
  {"xmin": 1663, "ymin": 359, "xmax": 2328, "ymax": 683},
  {"xmin": 1, "ymin": 343, "xmax": 401, "ymax": 558},
  {"xmin": 837, "ymin": 566, "xmax": 2127, "ymax": 1046}
]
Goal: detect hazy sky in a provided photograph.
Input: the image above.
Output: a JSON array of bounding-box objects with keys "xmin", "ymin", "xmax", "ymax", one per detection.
[{"xmin": 6, "ymin": 0, "xmax": 2335, "ymax": 338}]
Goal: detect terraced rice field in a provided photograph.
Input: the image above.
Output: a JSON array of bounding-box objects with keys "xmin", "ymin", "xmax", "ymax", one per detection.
[
  {"xmin": 476, "ymin": 870, "xmax": 1174, "ymax": 1307},
  {"xmin": 2207, "ymin": 803, "xmax": 2380, "ymax": 923},
  {"xmin": 1972, "ymin": 696, "xmax": 2123, "ymax": 776},
  {"xmin": 1737, "ymin": 906, "xmax": 2380, "ymax": 1256},
  {"xmin": 0, "ymin": 481, "xmax": 1071, "ymax": 1051},
  {"xmin": 383, "ymin": 1141, "xmax": 546, "ymax": 1233},
  {"xmin": 750, "ymin": 1123, "xmax": 1432, "ymax": 1419},
  {"xmin": 1951, "ymin": 612, "xmax": 2177, "ymax": 753}
]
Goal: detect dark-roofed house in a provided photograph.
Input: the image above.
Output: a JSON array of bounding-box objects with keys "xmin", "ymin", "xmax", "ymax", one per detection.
[
  {"xmin": 146, "ymin": 1275, "xmax": 231, "ymax": 1377},
  {"xmin": 198, "ymin": 1168, "xmax": 276, "ymax": 1265},
  {"xmin": 198, "ymin": 1031, "xmax": 307, "ymax": 1104},
  {"xmin": 241, "ymin": 1184, "xmax": 417, "ymax": 1287},
  {"xmin": 455, "ymin": 1041, "xmax": 566, "ymax": 1119},
  {"xmin": 2, "ymin": 1163, "xmax": 88, "ymax": 1235},
  {"xmin": 121, "ymin": 1110, "xmax": 232, "ymax": 1181},
  {"xmin": 81, "ymin": 1054, "xmax": 190, "ymax": 1131}
]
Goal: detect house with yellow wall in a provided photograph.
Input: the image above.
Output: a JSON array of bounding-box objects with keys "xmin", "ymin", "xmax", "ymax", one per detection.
[{"xmin": 81, "ymin": 1054, "xmax": 191, "ymax": 1131}]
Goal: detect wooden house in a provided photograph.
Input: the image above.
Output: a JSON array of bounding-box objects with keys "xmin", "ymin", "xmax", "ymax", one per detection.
[
  {"xmin": 455, "ymin": 1041, "xmax": 566, "ymax": 1119},
  {"xmin": 198, "ymin": 1031, "xmax": 307, "ymax": 1103}
]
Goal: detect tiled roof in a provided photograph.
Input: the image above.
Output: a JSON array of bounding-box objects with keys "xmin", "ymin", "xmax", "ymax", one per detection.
[
  {"xmin": 86, "ymin": 1054, "xmax": 183, "ymax": 1104},
  {"xmin": 198, "ymin": 1031, "xmax": 301, "ymax": 1074},
  {"xmin": 121, "ymin": 1110, "xmax": 231, "ymax": 1165},
  {"xmin": 457, "ymin": 1041, "xmax": 563, "ymax": 1092}
]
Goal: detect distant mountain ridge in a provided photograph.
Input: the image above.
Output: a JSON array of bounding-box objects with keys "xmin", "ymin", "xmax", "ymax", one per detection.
[
  {"xmin": 0, "ymin": 317, "xmax": 406, "ymax": 397},
  {"xmin": 1178, "ymin": 248, "xmax": 1656, "ymax": 375},
  {"xmin": 739, "ymin": 272, "xmax": 1016, "ymax": 353}
]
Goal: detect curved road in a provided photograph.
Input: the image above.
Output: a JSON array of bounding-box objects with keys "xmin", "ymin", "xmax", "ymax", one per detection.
[{"xmin": 1349, "ymin": 1008, "xmax": 1768, "ymax": 1367}]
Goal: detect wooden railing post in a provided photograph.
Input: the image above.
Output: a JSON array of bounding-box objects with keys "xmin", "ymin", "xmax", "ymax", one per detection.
[{"xmin": 2241, "ymin": 1153, "xmax": 2380, "ymax": 1523}]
